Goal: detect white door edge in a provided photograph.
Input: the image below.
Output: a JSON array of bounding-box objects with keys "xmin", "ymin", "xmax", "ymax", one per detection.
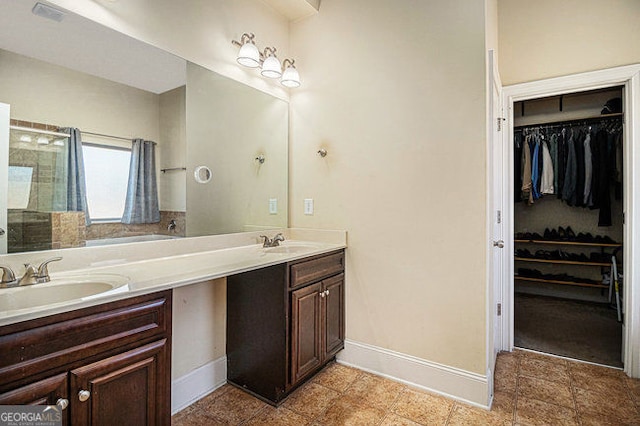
[
  {"xmin": 500, "ymin": 64, "xmax": 640, "ymax": 377},
  {"xmin": 0, "ymin": 103, "xmax": 9, "ymax": 255}
]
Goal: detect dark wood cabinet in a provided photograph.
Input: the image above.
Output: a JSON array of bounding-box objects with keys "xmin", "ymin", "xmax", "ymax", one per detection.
[
  {"xmin": 227, "ymin": 250, "xmax": 345, "ymax": 405},
  {"xmin": 0, "ymin": 291, "xmax": 172, "ymax": 425}
]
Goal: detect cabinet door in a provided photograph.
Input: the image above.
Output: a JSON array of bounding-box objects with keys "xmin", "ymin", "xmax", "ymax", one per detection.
[
  {"xmin": 291, "ymin": 282, "xmax": 322, "ymax": 385},
  {"xmin": 70, "ymin": 339, "xmax": 169, "ymax": 426},
  {"xmin": 0, "ymin": 373, "xmax": 69, "ymax": 424},
  {"xmin": 323, "ymin": 274, "xmax": 345, "ymax": 359}
]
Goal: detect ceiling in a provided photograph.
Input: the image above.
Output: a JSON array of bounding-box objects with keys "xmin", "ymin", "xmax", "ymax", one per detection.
[
  {"xmin": 0, "ymin": 0, "xmax": 186, "ymax": 94},
  {"xmin": 261, "ymin": 0, "xmax": 319, "ymax": 21}
]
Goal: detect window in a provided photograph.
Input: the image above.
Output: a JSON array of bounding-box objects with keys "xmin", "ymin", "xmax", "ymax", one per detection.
[{"xmin": 82, "ymin": 144, "xmax": 131, "ymax": 221}]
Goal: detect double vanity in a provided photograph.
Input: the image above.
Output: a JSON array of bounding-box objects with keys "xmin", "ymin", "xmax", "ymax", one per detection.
[{"xmin": 0, "ymin": 229, "xmax": 346, "ymax": 425}]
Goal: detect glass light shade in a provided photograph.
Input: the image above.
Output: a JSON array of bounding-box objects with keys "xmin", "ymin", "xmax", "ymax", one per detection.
[
  {"xmin": 261, "ymin": 56, "xmax": 282, "ymax": 78},
  {"xmin": 36, "ymin": 136, "xmax": 49, "ymax": 145},
  {"xmin": 237, "ymin": 43, "xmax": 260, "ymax": 68},
  {"xmin": 281, "ymin": 66, "xmax": 301, "ymax": 88}
]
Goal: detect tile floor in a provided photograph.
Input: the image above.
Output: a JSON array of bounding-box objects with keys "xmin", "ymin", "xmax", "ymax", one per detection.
[{"xmin": 172, "ymin": 349, "xmax": 640, "ymax": 425}]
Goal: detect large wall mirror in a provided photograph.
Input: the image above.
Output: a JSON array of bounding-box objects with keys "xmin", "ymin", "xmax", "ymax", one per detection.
[{"xmin": 0, "ymin": 1, "xmax": 288, "ymax": 254}]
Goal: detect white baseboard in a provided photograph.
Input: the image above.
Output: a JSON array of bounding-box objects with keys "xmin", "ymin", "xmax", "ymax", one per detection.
[
  {"xmin": 171, "ymin": 356, "xmax": 227, "ymax": 415},
  {"xmin": 337, "ymin": 340, "xmax": 490, "ymax": 408}
]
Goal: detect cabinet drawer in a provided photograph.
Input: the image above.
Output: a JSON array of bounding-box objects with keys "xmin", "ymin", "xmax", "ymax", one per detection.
[
  {"xmin": 290, "ymin": 251, "xmax": 344, "ymax": 289},
  {"xmin": 0, "ymin": 291, "xmax": 171, "ymax": 389}
]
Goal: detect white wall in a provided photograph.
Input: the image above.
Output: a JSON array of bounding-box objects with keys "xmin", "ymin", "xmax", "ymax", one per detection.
[
  {"xmin": 498, "ymin": 0, "xmax": 640, "ymax": 85},
  {"xmin": 289, "ymin": 0, "xmax": 489, "ymax": 375},
  {"xmin": 159, "ymin": 86, "xmax": 187, "ymax": 212},
  {"xmin": 0, "ymin": 49, "xmax": 159, "ymax": 142}
]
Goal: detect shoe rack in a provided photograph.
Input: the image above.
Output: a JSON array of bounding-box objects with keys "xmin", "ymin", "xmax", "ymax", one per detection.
[{"xmin": 514, "ymin": 229, "xmax": 621, "ymax": 289}]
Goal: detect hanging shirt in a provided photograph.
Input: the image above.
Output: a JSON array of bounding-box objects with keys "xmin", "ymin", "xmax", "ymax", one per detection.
[
  {"xmin": 531, "ymin": 137, "xmax": 541, "ymax": 200},
  {"xmin": 562, "ymin": 130, "xmax": 577, "ymax": 205},
  {"xmin": 521, "ymin": 135, "xmax": 533, "ymax": 204},
  {"xmin": 583, "ymin": 132, "xmax": 593, "ymax": 206},
  {"xmin": 541, "ymin": 141, "xmax": 554, "ymax": 194}
]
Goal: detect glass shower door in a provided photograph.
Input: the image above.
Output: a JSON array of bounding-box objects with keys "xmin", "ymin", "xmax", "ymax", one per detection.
[{"xmin": 0, "ymin": 102, "xmax": 9, "ymax": 254}]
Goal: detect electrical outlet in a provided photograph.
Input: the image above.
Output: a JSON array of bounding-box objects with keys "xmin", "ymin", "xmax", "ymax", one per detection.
[
  {"xmin": 304, "ymin": 198, "xmax": 314, "ymax": 215},
  {"xmin": 269, "ymin": 198, "xmax": 277, "ymax": 214}
]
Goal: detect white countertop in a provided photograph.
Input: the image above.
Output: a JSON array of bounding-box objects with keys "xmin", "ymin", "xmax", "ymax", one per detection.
[{"xmin": 0, "ymin": 229, "xmax": 346, "ymax": 327}]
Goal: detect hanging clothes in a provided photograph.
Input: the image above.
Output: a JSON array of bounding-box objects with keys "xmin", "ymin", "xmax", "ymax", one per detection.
[
  {"xmin": 556, "ymin": 129, "xmax": 566, "ymax": 200},
  {"xmin": 574, "ymin": 128, "xmax": 585, "ymax": 207},
  {"xmin": 583, "ymin": 131, "xmax": 593, "ymax": 206},
  {"xmin": 541, "ymin": 140, "xmax": 554, "ymax": 194},
  {"xmin": 562, "ymin": 130, "xmax": 577, "ymax": 205},
  {"xmin": 531, "ymin": 136, "xmax": 541, "ymax": 200},
  {"xmin": 521, "ymin": 134, "xmax": 533, "ymax": 204}
]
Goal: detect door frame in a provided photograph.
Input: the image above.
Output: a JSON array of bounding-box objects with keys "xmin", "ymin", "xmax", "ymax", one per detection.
[
  {"xmin": 0, "ymin": 102, "xmax": 9, "ymax": 254},
  {"xmin": 497, "ymin": 64, "xmax": 640, "ymax": 377}
]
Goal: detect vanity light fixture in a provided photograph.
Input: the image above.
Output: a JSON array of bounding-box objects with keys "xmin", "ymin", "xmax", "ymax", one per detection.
[
  {"xmin": 232, "ymin": 33, "xmax": 301, "ymax": 88},
  {"xmin": 19, "ymin": 135, "xmax": 32, "ymax": 143},
  {"xmin": 53, "ymin": 139, "xmax": 66, "ymax": 146},
  {"xmin": 281, "ymin": 59, "xmax": 301, "ymax": 88},
  {"xmin": 260, "ymin": 47, "xmax": 281, "ymax": 78},
  {"xmin": 36, "ymin": 136, "xmax": 50, "ymax": 145},
  {"xmin": 235, "ymin": 33, "xmax": 260, "ymax": 68}
]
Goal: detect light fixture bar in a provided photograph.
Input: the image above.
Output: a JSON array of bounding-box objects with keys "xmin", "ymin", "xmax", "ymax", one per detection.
[{"xmin": 232, "ymin": 32, "xmax": 301, "ymax": 88}]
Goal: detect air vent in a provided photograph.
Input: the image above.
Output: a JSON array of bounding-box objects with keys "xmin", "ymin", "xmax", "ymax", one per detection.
[{"xmin": 32, "ymin": 2, "xmax": 65, "ymax": 22}]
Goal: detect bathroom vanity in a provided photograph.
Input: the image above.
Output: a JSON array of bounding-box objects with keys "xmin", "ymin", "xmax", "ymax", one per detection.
[
  {"xmin": 0, "ymin": 291, "xmax": 172, "ymax": 425},
  {"xmin": 0, "ymin": 230, "xmax": 347, "ymax": 425},
  {"xmin": 227, "ymin": 249, "xmax": 345, "ymax": 404}
]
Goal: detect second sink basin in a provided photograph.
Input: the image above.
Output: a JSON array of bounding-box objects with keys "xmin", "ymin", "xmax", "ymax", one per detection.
[
  {"xmin": 264, "ymin": 242, "xmax": 325, "ymax": 254},
  {"xmin": 0, "ymin": 274, "xmax": 130, "ymax": 312}
]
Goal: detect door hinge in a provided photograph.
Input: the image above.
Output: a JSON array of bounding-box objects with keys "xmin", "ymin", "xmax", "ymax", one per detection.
[
  {"xmin": 497, "ymin": 117, "xmax": 506, "ymax": 132},
  {"xmin": 496, "ymin": 210, "xmax": 502, "ymax": 224},
  {"xmin": 497, "ymin": 303, "xmax": 502, "ymax": 316}
]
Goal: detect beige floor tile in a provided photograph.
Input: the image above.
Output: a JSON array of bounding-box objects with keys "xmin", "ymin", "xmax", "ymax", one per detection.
[
  {"xmin": 490, "ymin": 391, "xmax": 515, "ymax": 420},
  {"xmin": 311, "ymin": 362, "xmax": 362, "ymax": 392},
  {"xmin": 315, "ymin": 397, "xmax": 386, "ymax": 425},
  {"xmin": 515, "ymin": 397, "xmax": 578, "ymax": 426},
  {"xmin": 391, "ymin": 388, "xmax": 453, "ymax": 425},
  {"xmin": 495, "ymin": 369, "xmax": 518, "ymax": 393},
  {"xmin": 283, "ymin": 382, "xmax": 340, "ymax": 419},
  {"xmin": 172, "ymin": 407, "xmax": 226, "ymax": 426},
  {"xmin": 379, "ymin": 413, "xmax": 423, "ymax": 426},
  {"xmin": 625, "ymin": 376, "xmax": 640, "ymax": 405},
  {"xmin": 342, "ymin": 373, "xmax": 406, "ymax": 410},
  {"xmin": 448, "ymin": 404, "xmax": 511, "ymax": 426},
  {"xmin": 571, "ymin": 369, "xmax": 628, "ymax": 397},
  {"xmin": 244, "ymin": 406, "xmax": 312, "ymax": 426},
  {"xmin": 579, "ymin": 412, "xmax": 640, "ymax": 426},
  {"xmin": 573, "ymin": 387, "xmax": 640, "ymax": 423},
  {"xmin": 567, "ymin": 361, "xmax": 625, "ymax": 379},
  {"xmin": 198, "ymin": 386, "xmax": 267, "ymax": 424},
  {"xmin": 496, "ymin": 352, "xmax": 519, "ymax": 373},
  {"xmin": 517, "ymin": 376, "xmax": 574, "ymax": 408},
  {"xmin": 519, "ymin": 357, "xmax": 571, "ymax": 384},
  {"xmin": 192, "ymin": 384, "xmax": 231, "ymax": 410}
]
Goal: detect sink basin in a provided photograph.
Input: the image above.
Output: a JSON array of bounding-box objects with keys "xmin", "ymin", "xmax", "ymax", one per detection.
[
  {"xmin": 264, "ymin": 242, "xmax": 324, "ymax": 254},
  {"xmin": 0, "ymin": 274, "xmax": 130, "ymax": 312}
]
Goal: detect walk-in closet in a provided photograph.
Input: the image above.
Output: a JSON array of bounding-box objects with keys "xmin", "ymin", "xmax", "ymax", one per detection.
[{"xmin": 513, "ymin": 87, "xmax": 624, "ymax": 367}]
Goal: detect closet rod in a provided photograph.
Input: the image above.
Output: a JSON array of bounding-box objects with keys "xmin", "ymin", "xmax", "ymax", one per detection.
[
  {"xmin": 82, "ymin": 130, "xmax": 132, "ymax": 142},
  {"xmin": 514, "ymin": 112, "xmax": 623, "ymax": 131}
]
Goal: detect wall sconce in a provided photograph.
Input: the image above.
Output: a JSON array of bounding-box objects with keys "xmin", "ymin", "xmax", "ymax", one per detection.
[{"xmin": 232, "ymin": 33, "xmax": 301, "ymax": 88}]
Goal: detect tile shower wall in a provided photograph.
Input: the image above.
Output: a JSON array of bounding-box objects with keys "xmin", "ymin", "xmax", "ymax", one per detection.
[{"xmin": 85, "ymin": 211, "xmax": 186, "ymax": 241}]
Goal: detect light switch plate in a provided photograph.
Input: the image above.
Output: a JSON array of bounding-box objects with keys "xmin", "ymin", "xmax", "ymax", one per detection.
[
  {"xmin": 269, "ymin": 198, "xmax": 277, "ymax": 214},
  {"xmin": 304, "ymin": 198, "xmax": 314, "ymax": 215}
]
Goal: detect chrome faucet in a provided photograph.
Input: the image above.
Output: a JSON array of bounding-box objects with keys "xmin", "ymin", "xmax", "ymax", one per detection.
[
  {"xmin": 0, "ymin": 257, "xmax": 62, "ymax": 288},
  {"xmin": 167, "ymin": 219, "xmax": 177, "ymax": 232},
  {"xmin": 260, "ymin": 233, "xmax": 285, "ymax": 248}
]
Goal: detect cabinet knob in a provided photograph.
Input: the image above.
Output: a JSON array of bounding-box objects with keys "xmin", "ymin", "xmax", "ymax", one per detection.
[
  {"xmin": 320, "ymin": 291, "xmax": 325, "ymax": 298},
  {"xmin": 56, "ymin": 398, "xmax": 69, "ymax": 410},
  {"xmin": 78, "ymin": 390, "xmax": 91, "ymax": 402},
  {"xmin": 326, "ymin": 289, "xmax": 330, "ymax": 296}
]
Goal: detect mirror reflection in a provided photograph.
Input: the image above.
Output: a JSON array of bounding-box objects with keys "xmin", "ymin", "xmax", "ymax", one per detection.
[{"xmin": 0, "ymin": 1, "xmax": 288, "ymax": 254}]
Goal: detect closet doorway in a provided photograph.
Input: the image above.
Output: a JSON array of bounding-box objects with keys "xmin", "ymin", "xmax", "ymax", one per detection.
[
  {"xmin": 498, "ymin": 64, "xmax": 640, "ymax": 377},
  {"xmin": 513, "ymin": 87, "xmax": 624, "ymax": 367}
]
